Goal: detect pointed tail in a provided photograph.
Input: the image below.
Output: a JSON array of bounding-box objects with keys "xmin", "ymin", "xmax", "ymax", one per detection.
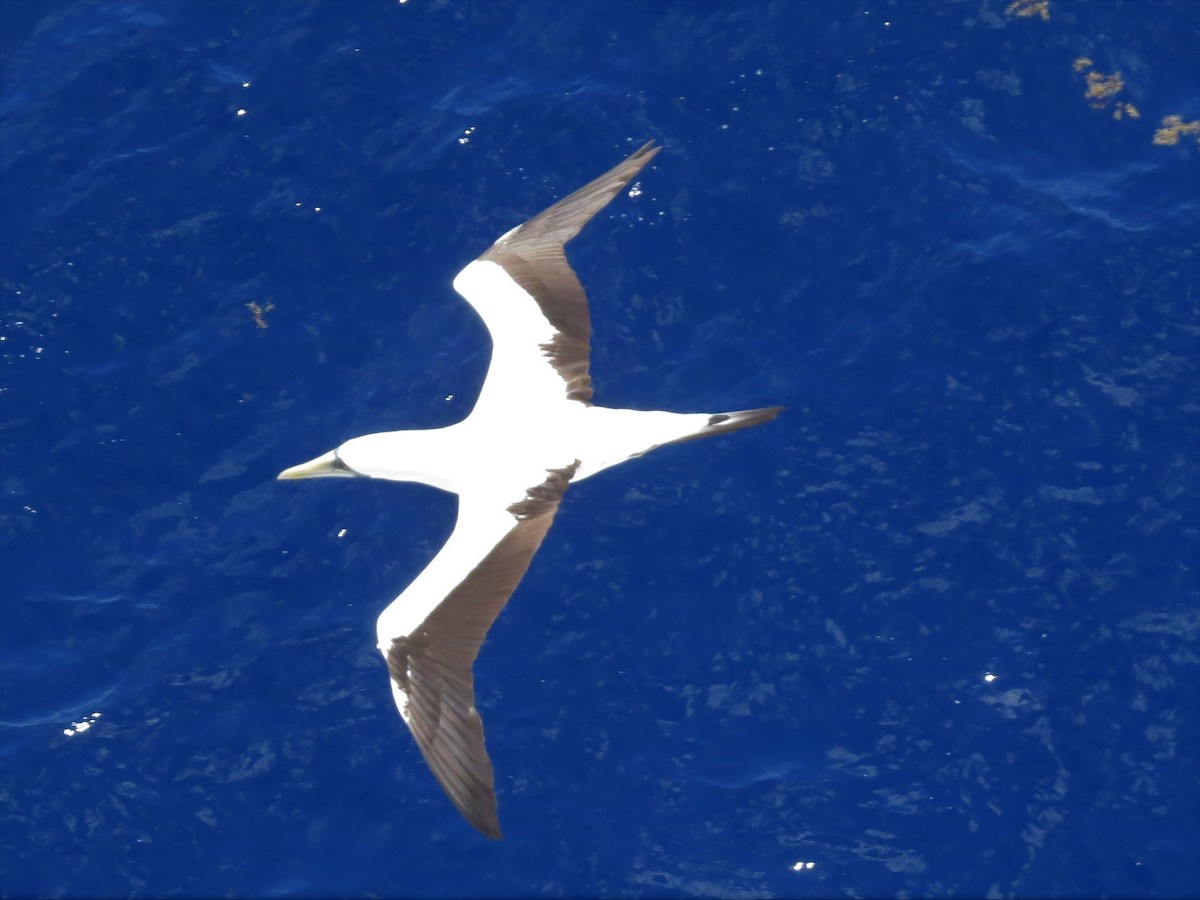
[{"xmin": 669, "ymin": 405, "xmax": 783, "ymax": 447}]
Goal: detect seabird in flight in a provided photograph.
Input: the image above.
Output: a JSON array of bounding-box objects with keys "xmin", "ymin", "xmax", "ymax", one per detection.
[{"xmin": 278, "ymin": 141, "xmax": 780, "ymax": 839}]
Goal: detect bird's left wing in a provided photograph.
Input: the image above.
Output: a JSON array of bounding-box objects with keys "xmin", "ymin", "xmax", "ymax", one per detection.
[{"xmin": 378, "ymin": 461, "xmax": 579, "ymax": 839}]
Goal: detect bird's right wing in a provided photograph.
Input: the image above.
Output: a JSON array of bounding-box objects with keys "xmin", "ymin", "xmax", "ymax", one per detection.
[{"xmin": 452, "ymin": 141, "xmax": 661, "ymax": 408}]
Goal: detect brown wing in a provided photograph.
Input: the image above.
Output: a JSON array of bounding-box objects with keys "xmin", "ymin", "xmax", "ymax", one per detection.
[
  {"xmin": 474, "ymin": 140, "xmax": 661, "ymax": 403},
  {"xmin": 384, "ymin": 462, "xmax": 579, "ymax": 839}
]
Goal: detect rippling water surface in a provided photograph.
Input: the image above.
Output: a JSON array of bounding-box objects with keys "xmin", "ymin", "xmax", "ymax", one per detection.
[{"xmin": 2, "ymin": 2, "xmax": 1198, "ymax": 897}]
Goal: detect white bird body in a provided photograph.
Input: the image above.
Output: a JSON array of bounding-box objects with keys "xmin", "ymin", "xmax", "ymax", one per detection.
[{"xmin": 279, "ymin": 142, "xmax": 780, "ymax": 839}]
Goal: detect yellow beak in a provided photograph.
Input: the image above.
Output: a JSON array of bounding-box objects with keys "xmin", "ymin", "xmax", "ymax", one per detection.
[{"xmin": 277, "ymin": 450, "xmax": 357, "ymax": 480}]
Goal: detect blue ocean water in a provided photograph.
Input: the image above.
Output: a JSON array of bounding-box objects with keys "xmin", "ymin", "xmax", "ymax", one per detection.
[{"xmin": 2, "ymin": 0, "xmax": 1198, "ymax": 896}]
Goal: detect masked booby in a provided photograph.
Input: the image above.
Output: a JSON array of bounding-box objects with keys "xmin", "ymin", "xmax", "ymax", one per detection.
[{"xmin": 278, "ymin": 140, "xmax": 781, "ymax": 839}]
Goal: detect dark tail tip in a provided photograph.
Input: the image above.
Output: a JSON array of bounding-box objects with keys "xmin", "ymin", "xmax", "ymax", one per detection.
[{"xmin": 705, "ymin": 405, "xmax": 783, "ymax": 437}]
